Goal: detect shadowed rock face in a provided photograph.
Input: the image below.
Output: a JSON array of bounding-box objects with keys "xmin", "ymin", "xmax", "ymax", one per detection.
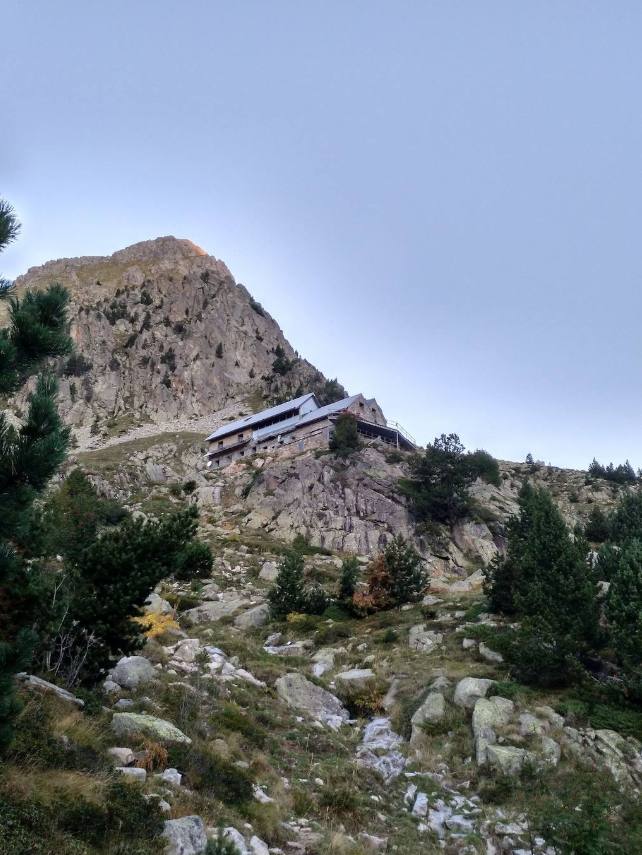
[{"xmin": 7, "ymin": 236, "xmax": 331, "ymax": 433}]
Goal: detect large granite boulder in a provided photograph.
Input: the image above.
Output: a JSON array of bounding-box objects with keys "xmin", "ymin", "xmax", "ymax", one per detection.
[
  {"xmin": 234, "ymin": 603, "xmax": 269, "ymax": 629},
  {"xmin": 182, "ymin": 595, "xmax": 250, "ymax": 626},
  {"xmin": 410, "ymin": 692, "xmax": 447, "ymax": 748},
  {"xmin": 111, "ymin": 712, "xmax": 191, "ymax": 745},
  {"xmin": 275, "ymin": 673, "xmax": 348, "ymax": 728},
  {"xmin": 453, "ymin": 677, "xmax": 495, "ymax": 709},
  {"xmin": 108, "ymin": 656, "xmax": 158, "ymax": 690}
]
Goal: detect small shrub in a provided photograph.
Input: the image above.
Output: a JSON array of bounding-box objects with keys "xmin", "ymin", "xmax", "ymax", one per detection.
[
  {"xmin": 329, "ymin": 413, "xmax": 361, "ymax": 458},
  {"xmin": 171, "ymin": 744, "xmax": 254, "ymax": 805},
  {"xmin": 249, "ymin": 297, "xmax": 265, "ymax": 316},
  {"xmin": 206, "ymin": 829, "xmax": 244, "ymax": 855},
  {"xmin": 62, "ymin": 353, "xmax": 93, "ymax": 376}
]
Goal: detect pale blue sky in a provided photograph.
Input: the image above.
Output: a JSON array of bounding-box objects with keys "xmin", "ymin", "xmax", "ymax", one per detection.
[{"xmin": 2, "ymin": 2, "xmax": 641, "ymax": 468}]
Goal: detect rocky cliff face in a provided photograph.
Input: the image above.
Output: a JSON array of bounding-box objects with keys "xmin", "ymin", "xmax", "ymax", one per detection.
[{"xmin": 7, "ymin": 237, "xmax": 336, "ymax": 443}]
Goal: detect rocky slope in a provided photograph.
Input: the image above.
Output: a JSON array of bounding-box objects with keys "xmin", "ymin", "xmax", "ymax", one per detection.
[
  {"xmin": 5, "ymin": 239, "xmax": 641, "ymax": 854},
  {"xmin": 6, "ymin": 237, "xmax": 337, "ymax": 445}
]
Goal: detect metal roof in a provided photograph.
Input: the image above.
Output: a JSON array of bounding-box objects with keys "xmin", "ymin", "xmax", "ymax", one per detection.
[
  {"xmin": 251, "ymin": 395, "xmax": 360, "ymax": 443},
  {"xmin": 206, "ymin": 393, "xmax": 317, "ymax": 442}
]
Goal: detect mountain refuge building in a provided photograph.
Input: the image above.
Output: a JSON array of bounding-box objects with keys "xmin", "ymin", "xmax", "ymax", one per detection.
[{"xmin": 205, "ymin": 392, "xmax": 415, "ymax": 468}]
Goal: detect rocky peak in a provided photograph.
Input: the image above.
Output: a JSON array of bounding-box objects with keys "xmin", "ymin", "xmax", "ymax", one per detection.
[{"xmin": 7, "ymin": 237, "xmax": 335, "ymax": 445}]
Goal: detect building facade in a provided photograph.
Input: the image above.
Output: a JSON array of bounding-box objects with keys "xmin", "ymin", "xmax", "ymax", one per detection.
[{"xmin": 205, "ymin": 392, "xmax": 415, "ymax": 468}]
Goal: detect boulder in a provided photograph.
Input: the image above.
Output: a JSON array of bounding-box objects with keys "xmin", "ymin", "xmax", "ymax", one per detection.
[
  {"xmin": 472, "ymin": 696, "xmax": 514, "ymax": 765},
  {"xmin": 111, "ymin": 712, "xmax": 192, "ymax": 745},
  {"xmin": 540, "ymin": 736, "xmax": 561, "ymax": 766},
  {"xmin": 410, "ymin": 692, "xmax": 447, "ymax": 747},
  {"xmin": 472, "ymin": 697, "xmax": 514, "ymax": 738},
  {"xmin": 16, "ymin": 673, "xmax": 84, "ymax": 708},
  {"xmin": 518, "ymin": 713, "xmax": 546, "ymax": 736},
  {"xmin": 116, "ymin": 766, "xmax": 146, "ymax": 783},
  {"xmin": 223, "ymin": 827, "xmax": 249, "ymax": 855},
  {"xmin": 158, "ymin": 768, "xmax": 182, "ymax": 786},
  {"xmin": 311, "ymin": 647, "xmax": 341, "ymax": 678},
  {"xmin": 144, "ymin": 592, "xmax": 173, "ymax": 616},
  {"xmin": 259, "ymin": 561, "xmax": 279, "ymax": 582},
  {"xmin": 199, "ymin": 582, "xmax": 220, "ymax": 600},
  {"xmin": 411, "ymin": 791, "xmax": 429, "ymax": 817},
  {"xmin": 182, "ymin": 596, "xmax": 249, "ymax": 625},
  {"xmin": 249, "ymin": 835, "xmax": 269, "ymax": 855},
  {"xmin": 275, "ymin": 673, "xmax": 348, "ymax": 728},
  {"xmin": 535, "ymin": 705, "xmax": 564, "ymax": 729},
  {"xmin": 234, "ymin": 603, "xmax": 269, "ymax": 629},
  {"xmin": 486, "ymin": 744, "xmax": 527, "ymax": 776},
  {"xmin": 453, "ymin": 677, "xmax": 495, "ymax": 709},
  {"xmin": 108, "ymin": 656, "xmax": 157, "ymax": 690},
  {"xmin": 408, "ymin": 624, "xmax": 443, "ymax": 653},
  {"xmin": 162, "ymin": 816, "xmax": 207, "ymax": 855},
  {"xmin": 107, "ymin": 746, "xmax": 135, "ymax": 766},
  {"xmin": 479, "ymin": 642, "xmax": 504, "ymax": 664},
  {"xmin": 335, "ymin": 668, "xmax": 376, "ymax": 692}
]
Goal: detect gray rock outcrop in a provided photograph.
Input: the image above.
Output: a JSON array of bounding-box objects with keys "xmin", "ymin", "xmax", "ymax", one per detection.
[
  {"xmin": 275, "ymin": 672, "xmax": 349, "ymax": 728},
  {"xmin": 162, "ymin": 816, "xmax": 207, "ymax": 855},
  {"xmin": 111, "ymin": 712, "xmax": 192, "ymax": 744}
]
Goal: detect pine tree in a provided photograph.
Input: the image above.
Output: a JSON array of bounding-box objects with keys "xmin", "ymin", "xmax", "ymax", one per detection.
[
  {"xmin": 0, "ymin": 198, "xmax": 72, "ymax": 751},
  {"xmin": 486, "ymin": 483, "xmax": 600, "ymax": 684},
  {"xmin": 47, "ymin": 506, "xmax": 211, "ymax": 684},
  {"xmin": 338, "ymin": 555, "xmax": 360, "ymax": 600},
  {"xmin": 608, "ymin": 493, "xmax": 642, "ymax": 544},
  {"xmin": 383, "ymin": 535, "xmax": 428, "ymax": 606},
  {"xmin": 267, "ymin": 550, "xmax": 307, "ymax": 618},
  {"xmin": 605, "ymin": 539, "xmax": 642, "ymax": 665}
]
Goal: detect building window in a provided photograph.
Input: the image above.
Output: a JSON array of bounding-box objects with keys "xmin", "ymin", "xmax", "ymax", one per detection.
[
  {"xmin": 240, "ymin": 450, "xmax": 244, "ymax": 457},
  {"xmin": 238, "ymin": 433, "xmax": 244, "ymax": 440},
  {"xmin": 218, "ymin": 440, "xmax": 223, "ymax": 448}
]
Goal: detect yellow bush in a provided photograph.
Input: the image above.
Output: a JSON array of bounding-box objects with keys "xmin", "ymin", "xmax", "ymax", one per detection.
[{"xmin": 132, "ymin": 612, "xmax": 178, "ymax": 638}]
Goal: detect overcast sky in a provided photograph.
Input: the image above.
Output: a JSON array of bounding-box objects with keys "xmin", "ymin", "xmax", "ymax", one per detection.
[{"xmin": 2, "ymin": 2, "xmax": 641, "ymax": 468}]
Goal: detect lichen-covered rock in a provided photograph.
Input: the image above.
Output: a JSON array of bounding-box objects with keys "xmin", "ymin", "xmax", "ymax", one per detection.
[
  {"xmin": 472, "ymin": 696, "xmax": 514, "ymax": 738},
  {"xmin": 275, "ymin": 673, "xmax": 348, "ymax": 728},
  {"xmin": 111, "ymin": 712, "xmax": 192, "ymax": 745},
  {"xmin": 162, "ymin": 815, "xmax": 207, "ymax": 855},
  {"xmin": 485, "ymin": 744, "xmax": 528, "ymax": 776}
]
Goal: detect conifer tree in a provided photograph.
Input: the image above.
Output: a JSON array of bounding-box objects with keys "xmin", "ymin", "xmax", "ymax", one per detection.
[
  {"xmin": 605, "ymin": 539, "xmax": 642, "ymax": 665},
  {"xmin": 267, "ymin": 550, "xmax": 307, "ymax": 618},
  {"xmin": 489, "ymin": 484, "xmax": 599, "ymax": 646},
  {"xmin": 338, "ymin": 555, "xmax": 360, "ymax": 601},
  {"xmin": 0, "ymin": 199, "xmax": 72, "ymax": 751},
  {"xmin": 485, "ymin": 483, "xmax": 600, "ymax": 685},
  {"xmin": 383, "ymin": 535, "xmax": 428, "ymax": 606}
]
